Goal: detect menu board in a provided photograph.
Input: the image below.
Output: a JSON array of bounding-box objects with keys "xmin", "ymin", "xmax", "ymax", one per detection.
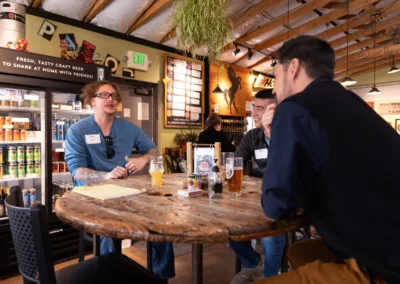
[{"xmin": 164, "ymin": 54, "xmax": 204, "ymax": 129}]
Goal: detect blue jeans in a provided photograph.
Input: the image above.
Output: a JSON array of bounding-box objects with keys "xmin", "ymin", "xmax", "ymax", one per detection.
[
  {"xmin": 230, "ymin": 234, "xmax": 286, "ymax": 278},
  {"xmin": 100, "ymin": 236, "xmax": 176, "ymax": 278}
]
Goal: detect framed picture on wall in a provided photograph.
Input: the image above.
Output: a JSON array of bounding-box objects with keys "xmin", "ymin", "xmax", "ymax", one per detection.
[{"xmin": 395, "ymin": 119, "xmax": 400, "ymax": 135}]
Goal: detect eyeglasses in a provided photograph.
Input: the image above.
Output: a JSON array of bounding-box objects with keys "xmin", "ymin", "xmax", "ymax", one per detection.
[
  {"xmin": 104, "ymin": 136, "xmax": 115, "ymax": 159},
  {"xmin": 94, "ymin": 92, "xmax": 119, "ymax": 100}
]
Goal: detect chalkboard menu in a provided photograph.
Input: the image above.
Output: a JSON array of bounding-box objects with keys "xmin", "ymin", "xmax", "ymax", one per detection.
[{"xmin": 164, "ymin": 54, "xmax": 204, "ymax": 129}]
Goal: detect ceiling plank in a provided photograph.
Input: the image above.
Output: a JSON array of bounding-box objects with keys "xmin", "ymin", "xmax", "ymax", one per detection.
[
  {"xmin": 83, "ymin": 0, "xmax": 111, "ymax": 23},
  {"xmin": 160, "ymin": 28, "xmax": 176, "ymax": 44},
  {"xmin": 323, "ymin": 1, "xmax": 347, "ymax": 10},
  {"xmin": 127, "ymin": 0, "xmax": 171, "ymax": 34},
  {"xmin": 254, "ymin": 0, "xmax": 378, "ymax": 52},
  {"xmin": 232, "ymin": 53, "xmax": 248, "ymax": 65},
  {"xmin": 231, "ymin": 0, "xmax": 281, "ymax": 29},
  {"xmin": 235, "ymin": 0, "xmax": 333, "ymax": 45},
  {"xmin": 346, "ymin": 58, "xmax": 400, "ymax": 78},
  {"xmin": 335, "ymin": 56, "xmax": 391, "ymax": 77},
  {"xmin": 31, "ymin": 0, "xmax": 41, "ymax": 8},
  {"xmin": 247, "ymin": 56, "xmax": 272, "ymax": 69},
  {"xmin": 318, "ymin": 0, "xmax": 400, "ymax": 40},
  {"xmin": 329, "ymin": 14, "xmax": 400, "ymax": 48}
]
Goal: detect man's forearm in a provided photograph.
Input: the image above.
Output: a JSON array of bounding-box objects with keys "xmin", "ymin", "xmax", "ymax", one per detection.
[
  {"xmin": 74, "ymin": 167, "xmax": 108, "ymax": 183},
  {"xmin": 143, "ymin": 148, "xmax": 159, "ymax": 162}
]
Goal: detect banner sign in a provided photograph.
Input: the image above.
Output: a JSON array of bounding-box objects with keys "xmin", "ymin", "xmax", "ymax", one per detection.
[
  {"xmin": 253, "ymin": 73, "xmax": 275, "ymax": 89},
  {"xmin": 0, "ymin": 47, "xmax": 111, "ymax": 83}
]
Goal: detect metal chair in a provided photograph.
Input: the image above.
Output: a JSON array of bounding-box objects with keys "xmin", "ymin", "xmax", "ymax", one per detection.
[{"xmin": 5, "ymin": 187, "xmax": 166, "ymax": 284}]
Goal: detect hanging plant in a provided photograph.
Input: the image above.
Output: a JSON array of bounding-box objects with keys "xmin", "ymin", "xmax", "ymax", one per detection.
[{"xmin": 172, "ymin": 0, "xmax": 233, "ymax": 62}]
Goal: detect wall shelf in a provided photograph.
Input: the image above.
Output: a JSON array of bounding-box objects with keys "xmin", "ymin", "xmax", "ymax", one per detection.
[{"xmin": 0, "ymin": 106, "xmax": 40, "ymax": 112}]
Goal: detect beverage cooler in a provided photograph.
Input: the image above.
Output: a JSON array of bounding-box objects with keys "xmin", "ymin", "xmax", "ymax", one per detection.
[{"xmin": 0, "ymin": 47, "xmax": 111, "ymax": 274}]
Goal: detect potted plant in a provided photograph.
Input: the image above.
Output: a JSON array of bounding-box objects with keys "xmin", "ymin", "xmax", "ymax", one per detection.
[{"xmin": 174, "ymin": 129, "xmax": 199, "ymax": 147}]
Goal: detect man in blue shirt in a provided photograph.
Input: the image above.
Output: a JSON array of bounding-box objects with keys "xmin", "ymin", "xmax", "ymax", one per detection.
[
  {"xmin": 230, "ymin": 90, "xmax": 286, "ymax": 284},
  {"xmin": 65, "ymin": 80, "xmax": 175, "ymax": 279},
  {"xmin": 259, "ymin": 35, "xmax": 400, "ymax": 283}
]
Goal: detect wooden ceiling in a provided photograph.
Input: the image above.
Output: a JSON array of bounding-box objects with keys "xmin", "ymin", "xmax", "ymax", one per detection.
[{"xmin": 30, "ymin": 0, "xmax": 400, "ymax": 81}]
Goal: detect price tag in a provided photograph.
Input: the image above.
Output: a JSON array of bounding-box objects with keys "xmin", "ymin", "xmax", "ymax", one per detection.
[
  {"xmin": 55, "ymin": 148, "xmax": 64, "ymax": 152},
  {"xmin": 52, "ymin": 104, "xmax": 60, "ymax": 109},
  {"xmin": 56, "ymin": 121, "xmax": 65, "ymax": 125},
  {"xmin": 11, "ymin": 117, "xmax": 30, "ymax": 123},
  {"xmin": 3, "ymin": 125, "xmax": 13, "ymax": 129},
  {"xmin": 24, "ymin": 94, "xmax": 39, "ymax": 101}
]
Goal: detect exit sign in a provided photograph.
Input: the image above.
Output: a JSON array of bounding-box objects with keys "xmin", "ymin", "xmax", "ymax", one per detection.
[{"xmin": 127, "ymin": 51, "xmax": 148, "ymax": 71}]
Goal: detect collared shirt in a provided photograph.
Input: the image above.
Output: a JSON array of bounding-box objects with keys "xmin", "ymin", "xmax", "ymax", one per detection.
[
  {"xmin": 65, "ymin": 115, "xmax": 156, "ymax": 186},
  {"xmin": 235, "ymin": 127, "xmax": 270, "ymax": 177}
]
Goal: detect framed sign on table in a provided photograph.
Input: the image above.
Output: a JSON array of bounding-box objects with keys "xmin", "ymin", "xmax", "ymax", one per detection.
[{"xmin": 164, "ymin": 54, "xmax": 204, "ymax": 129}]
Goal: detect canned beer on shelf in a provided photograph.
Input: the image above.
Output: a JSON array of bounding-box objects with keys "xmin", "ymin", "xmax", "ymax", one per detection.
[
  {"xmin": 26, "ymin": 161, "xmax": 34, "ymax": 175},
  {"xmin": 52, "ymin": 162, "xmax": 59, "ymax": 173},
  {"xmin": 20, "ymin": 129, "xmax": 26, "ymax": 141},
  {"xmin": 0, "ymin": 164, "xmax": 3, "ymax": 179},
  {"xmin": 0, "ymin": 116, "xmax": 4, "ymax": 127},
  {"xmin": 17, "ymin": 146, "xmax": 24, "ymax": 162},
  {"xmin": 5, "ymin": 129, "xmax": 12, "ymax": 141},
  {"xmin": 0, "ymin": 147, "xmax": 3, "ymax": 163},
  {"xmin": 9, "ymin": 162, "xmax": 17, "ymax": 177},
  {"xmin": 29, "ymin": 188, "xmax": 36, "ymax": 202},
  {"xmin": 59, "ymin": 161, "xmax": 66, "ymax": 172},
  {"xmin": 5, "ymin": 116, "xmax": 12, "ymax": 125},
  {"xmin": 34, "ymin": 146, "xmax": 40, "ymax": 161},
  {"xmin": 8, "ymin": 147, "xmax": 16, "ymax": 162},
  {"xmin": 0, "ymin": 129, "xmax": 4, "ymax": 142},
  {"xmin": 22, "ymin": 189, "xmax": 29, "ymax": 207},
  {"xmin": 18, "ymin": 162, "xmax": 25, "ymax": 177},
  {"xmin": 34, "ymin": 161, "xmax": 40, "ymax": 175},
  {"xmin": 13, "ymin": 129, "xmax": 20, "ymax": 141},
  {"xmin": 26, "ymin": 146, "xmax": 33, "ymax": 161},
  {"xmin": 3, "ymin": 163, "xmax": 8, "ymax": 175}
]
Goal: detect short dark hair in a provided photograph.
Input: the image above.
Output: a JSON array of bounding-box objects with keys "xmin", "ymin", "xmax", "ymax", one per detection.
[
  {"xmin": 206, "ymin": 113, "xmax": 222, "ymax": 128},
  {"xmin": 254, "ymin": 89, "xmax": 276, "ymax": 100},
  {"xmin": 277, "ymin": 35, "xmax": 335, "ymax": 80}
]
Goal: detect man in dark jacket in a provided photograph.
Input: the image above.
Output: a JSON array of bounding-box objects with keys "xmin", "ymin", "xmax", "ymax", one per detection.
[{"xmin": 260, "ymin": 35, "xmax": 400, "ymax": 284}]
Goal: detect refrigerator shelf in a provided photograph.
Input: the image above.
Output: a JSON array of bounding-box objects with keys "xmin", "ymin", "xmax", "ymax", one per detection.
[
  {"xmin": 0, "ymin": 141, "xmax": 41, "ymax": 144},
  {"xmin": 52, "ymin": 172, "xmax": 70, "ymax": 176},
  {"xmin": 52, "ymin": 109, "xmax": 93, "ymax": 115},
  {"xmin": 52, "ymin": 140, "xmax": 65, "ymax": 143},
  {"xmin": 1, "ymin": 174, "xmax": 40, "ymax": 181},
  {"xmin": 0, "ymin": 106, "xmax": 40, "ymax": 112}
]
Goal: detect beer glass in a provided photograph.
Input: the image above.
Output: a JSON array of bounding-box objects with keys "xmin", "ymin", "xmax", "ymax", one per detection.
[
  {"xmin": 221, "ymin": 152, "xmax": 234, "ymax": 180},
  {"xmin": 226, "ymin": 157, "xmax": 243, "ymax": 197},
  {"xmin": 149, "ymin": 156, "xmax": 164, "ymax": 187}
]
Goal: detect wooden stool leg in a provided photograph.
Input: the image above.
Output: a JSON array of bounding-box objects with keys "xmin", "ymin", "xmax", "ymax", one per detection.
[
  {"xmin": 147, "ymin": 242, "xmax": 153, "ymax": 272},
  {"xmin": 78, "ymin": 229, "xmax": 85, "ymax": 262},
  {"xmin": 235, "ymin": 255, "xmax": 242, "ymax": 273},
  {"xmin": 93, "ymin": 234, "xmax": 100, "ymax": 256},
  {"xmin": 192, "ymin": 244, "xmax": 203, "ymax": 284}
]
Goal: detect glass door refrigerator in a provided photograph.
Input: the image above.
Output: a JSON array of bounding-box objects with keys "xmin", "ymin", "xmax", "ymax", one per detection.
[{"xmin": 0, "ymin": 47, "xmax": 111, "ymax": 275}]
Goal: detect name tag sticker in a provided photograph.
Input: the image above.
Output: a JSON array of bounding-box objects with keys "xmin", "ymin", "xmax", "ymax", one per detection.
[
  {"xmin": 255, "ymin": 148, "xmax": 268, "ymax": 160},
  {"xmin": 85, "ymin": 134, "xmax": 101, "ymax": 144}
]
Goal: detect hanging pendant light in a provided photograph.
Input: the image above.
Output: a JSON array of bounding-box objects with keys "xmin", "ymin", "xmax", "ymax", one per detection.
[
  {"xmin": 212, "ymin": 64, "xmax": 223, "ymax": 94},
  {"xmin": 368, "ymin": 16, "xmax": 382, "ymax": 96},
  {"xmin": 341, "ymin": 0, "xmax": 357, "ymax": 86},
  {"xmin": 388, "ymin": 53, "xmax": 400, "ymax": 74}
]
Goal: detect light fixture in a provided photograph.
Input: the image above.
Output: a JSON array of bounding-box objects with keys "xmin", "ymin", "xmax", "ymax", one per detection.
[
  {"xmin": 367, "ymin": 85, "xmax": 382, "ymax": 95},
  {"xmin": 368, "ymin": 15, "xmax": 382, "ymax": 96},
  {"xmin": 247, "ymin": 48, "xmax": 254, "ymax": 60},
  {"xmin": 342, "ymin": 0, "xmax": 357, "ymax": 86},
  {"xmin": 212, "ymin": 64, "xmax": 223, "ymax": 94},
  {"xmin": 232, "ymin": 44, "xmax": 241, "ymax": 56},
  {"xmin": 388, "ymin": 54, "xmax": 400, "ymax": 74}
]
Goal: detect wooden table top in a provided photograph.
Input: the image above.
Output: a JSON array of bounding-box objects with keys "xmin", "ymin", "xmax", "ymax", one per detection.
[{"xmin": 55, "ymin": 174, "xmax": 304, "ymax": 243}]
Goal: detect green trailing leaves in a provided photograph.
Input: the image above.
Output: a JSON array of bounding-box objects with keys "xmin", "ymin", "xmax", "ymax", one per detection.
[{"xmin": 172, "ymin": 0, "xmax": 233, "ymax": 62}]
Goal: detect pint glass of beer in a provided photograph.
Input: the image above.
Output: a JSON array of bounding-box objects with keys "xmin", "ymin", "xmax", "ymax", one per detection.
[
  {"xmin": 149, "ymin": 156, "xmax": 164, "ymax": 187},
  {"xmin": 221, "ymin": 152, "xmax": 234, "ymax": 180},
  {"xmin": 226, "ymin": 157, "xmax": 243, "ymax": 197}
]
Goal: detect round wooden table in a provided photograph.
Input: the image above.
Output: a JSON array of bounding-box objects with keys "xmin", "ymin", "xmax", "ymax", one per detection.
[{"xmin": 55, "ymin": 174, "xmax": 304, "ymax": 284}]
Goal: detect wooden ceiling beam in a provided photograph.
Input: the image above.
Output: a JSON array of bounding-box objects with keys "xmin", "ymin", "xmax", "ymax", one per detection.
[
  {"xmin": 160, "ymin": 27, "xmax": 176, "ymax": 44},
  {"xmin": 235, "ymin": 0, "xmax": 333, "ymax": 45},
  {"xmin": 254, "ymin": 0, "xmax": 378, "ymax": 52},
  {"xmin": 31, "ymin": 0, "xmax": 41, "ymax": 8},
  {"xmin": 83, "ymin": 0, "xmax": 111, "ymax": 23},
  {"xmin": 335, "ymin": 56, "xmax": 391, "ymax": 77},
  {"xmin": 247, "ymin": 56, "xmax": 272, "ymax": 69},
  {"xmin": 336, "ymin": 58, "xmax": 399, "ymax": 80},
  {"xmin": 323, "ymin": 1, "xmax": 347, "ymax": 10},
  {"xmin": 329, "ymin": 15, "xmax": 400, "ymax": 48},
  {"xmin": 231, "ymin": 0, "xmax": 281, "ymax": 29},
  {"xmin": 127, "ymin": 0, "xmax": 171, "ymax": 34}
]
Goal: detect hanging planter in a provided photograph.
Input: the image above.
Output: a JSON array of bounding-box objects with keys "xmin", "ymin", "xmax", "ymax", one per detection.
[{"xmin": 172, "ymin": 0, "xmax": 233, "ymax": 62}]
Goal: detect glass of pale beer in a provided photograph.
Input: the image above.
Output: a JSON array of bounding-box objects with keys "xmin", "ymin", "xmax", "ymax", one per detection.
[
  {"xmin": 149, "ymin": 156, "xmax": 164, "ymax": 187},
  {"xmin": 226, "ymin": 157, "xmax": 243, "ymax": 197},
  {"xmin": 221, "ymin": 152, "xmax": 234, "ymax": 180}
]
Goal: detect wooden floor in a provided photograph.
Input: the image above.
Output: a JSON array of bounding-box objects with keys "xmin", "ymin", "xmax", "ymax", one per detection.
[{"xmin": 0, "ymin": 243, "xmax": 238, "ymax": 284}]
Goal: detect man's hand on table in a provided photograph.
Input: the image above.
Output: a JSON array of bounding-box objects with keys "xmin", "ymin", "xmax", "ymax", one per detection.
[
  {"xmin": 125, "ymin": 156, "xmax": 149, "ymax": 174},
  {"xmin": 105, "ymin": 166, "xmax": 128, "ymax": 179}
]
